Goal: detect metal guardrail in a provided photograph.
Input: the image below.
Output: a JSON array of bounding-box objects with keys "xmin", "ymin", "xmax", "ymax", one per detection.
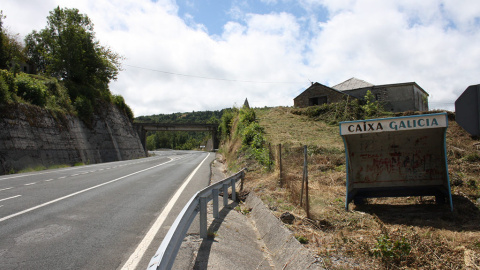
[{"xmin": 146, "ymin": 169, "xmax": 246, "ymax": 270}]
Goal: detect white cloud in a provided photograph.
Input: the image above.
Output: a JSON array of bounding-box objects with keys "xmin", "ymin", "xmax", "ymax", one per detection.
[
  {"xmin": 2, "ymin": 0, "xmax": 479, "ymax": 115},
  {"xmin": 306, "ymin": 0, "xmax": 480, "ymax": 110}
]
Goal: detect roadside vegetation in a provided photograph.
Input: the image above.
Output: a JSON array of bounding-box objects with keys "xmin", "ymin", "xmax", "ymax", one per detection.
[
  {"xmin": 0, "ymin": 8, "xmax": 133, "ymax": 124},
  {"xmin": 219, "ymin": 105, "xmax": 273, "ymax": 172},
  {"xmin": 220, "ymin": 99, "xmax": 480, "ymax": 269}
]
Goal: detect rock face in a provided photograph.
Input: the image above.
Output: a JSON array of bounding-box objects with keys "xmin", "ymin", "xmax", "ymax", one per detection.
[{"xmin": 0, "ymin": 103, "xmax": 146, "ymax": 174}]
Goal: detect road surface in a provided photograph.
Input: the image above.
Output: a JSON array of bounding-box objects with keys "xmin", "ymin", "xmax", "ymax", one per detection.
[{"xmin": 0, "ymin": 150, "xmax": 214, "ymax": 270}]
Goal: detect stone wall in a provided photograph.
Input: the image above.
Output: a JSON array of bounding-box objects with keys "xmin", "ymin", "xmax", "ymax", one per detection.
[{"xmin": 0, "ymin": 103, "xmax": 146, "ymax": 174}]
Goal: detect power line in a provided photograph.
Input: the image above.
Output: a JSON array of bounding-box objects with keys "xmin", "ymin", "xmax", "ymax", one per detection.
[{"xmin": 124, "ymin": 64, "xmax": 305, "ymax": 84}]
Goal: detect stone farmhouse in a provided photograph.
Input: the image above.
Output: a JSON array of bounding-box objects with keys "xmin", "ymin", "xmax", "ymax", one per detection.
[{"xmin": 293, "ymin": 78, "xmax": 429, "ymax": 112}]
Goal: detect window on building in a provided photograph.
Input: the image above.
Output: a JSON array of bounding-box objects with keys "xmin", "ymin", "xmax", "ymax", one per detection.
[{"xmin": 309, "ymin": 96, "xmax": 327, "ymax": 106}]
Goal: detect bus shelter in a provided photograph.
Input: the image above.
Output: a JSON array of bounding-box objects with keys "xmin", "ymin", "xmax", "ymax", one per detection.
[{"xmin": 339, "ymin": 113, "xmax": 453, "ymax": 211}]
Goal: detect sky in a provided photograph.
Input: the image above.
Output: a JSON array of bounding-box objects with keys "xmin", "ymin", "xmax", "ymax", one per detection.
[{"xmin": 2, "ymin": 0, "xmax": 480, "ymax": 116}]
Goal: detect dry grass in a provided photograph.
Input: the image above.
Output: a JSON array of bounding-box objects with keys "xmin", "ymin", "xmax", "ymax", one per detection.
[{"xmin": 223, "ymin": 107, "xmax": 480, "ymax": 269}]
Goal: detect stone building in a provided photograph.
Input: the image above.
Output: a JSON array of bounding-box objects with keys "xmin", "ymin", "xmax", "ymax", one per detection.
[
  {"xmin": 294, "ymin": 78, "xmax": 429, "ymax": 112},
  {"xmin": 293, "ymin": 82, "xmax": 358, "ymax": 108}
]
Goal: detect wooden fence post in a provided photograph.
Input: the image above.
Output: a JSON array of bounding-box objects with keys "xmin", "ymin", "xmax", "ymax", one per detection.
[
  {"xmin": 279, "ymin": 143, "xmax": 283, "ymax": 188},
  {"xmin": 300, "ymin": 145, "xmax": 310, "ymax": 218},
  {"xmin": 304, "ymin": 145, "xmax": 310, "ymax": 218}
]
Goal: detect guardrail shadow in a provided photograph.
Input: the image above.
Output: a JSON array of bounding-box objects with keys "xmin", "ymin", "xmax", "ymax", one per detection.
[
  {"xmin": 193, "ymin": 200, "xmax": 239, "ymax": 269},
  {"xmin": 354, "ymin": 195, "xmax": 480, "ymax": 232}
]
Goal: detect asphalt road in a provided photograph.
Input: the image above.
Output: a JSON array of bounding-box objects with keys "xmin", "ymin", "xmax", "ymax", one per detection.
[{"xmin": 0, "ymin": 150, "xmax": 215, "ymax": 270}]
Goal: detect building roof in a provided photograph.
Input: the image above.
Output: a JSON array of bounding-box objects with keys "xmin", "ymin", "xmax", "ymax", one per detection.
[
  {"xmin": 332, "ymin": 77, "xmax": 374, "ymax": 91},
  {"xmin": 294, "ymin": 82, "xmax": 359, "ymax": 100}
]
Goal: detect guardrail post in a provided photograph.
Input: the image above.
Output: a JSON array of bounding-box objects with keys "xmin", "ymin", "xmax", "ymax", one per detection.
[
  {"xmin": 199, "ymin": 196, "xmax": 207, "ymax": 238},
  {"xmin": 231, "ymin": 178, "xmax": 236, "ymax": 202},
  {"xmin": 212, "ymin": 188, "xmax": 219, "ymax": 219},
  {"xmin": 240, "ymin": 170, "xmax": 245, "ymax": 191},
  {"xmin": 223, "ymin": 183, "xmax": 229, "ymax": 206}
]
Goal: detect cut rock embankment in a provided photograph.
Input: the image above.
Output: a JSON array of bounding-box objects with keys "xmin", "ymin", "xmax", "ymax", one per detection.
[{"xmin": 0, "ymin": 103, "xmax": 145, "ymax": 174}]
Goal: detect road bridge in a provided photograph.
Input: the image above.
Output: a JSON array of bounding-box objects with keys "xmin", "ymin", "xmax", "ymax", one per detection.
[{"xmin": 133, "ymin": 123, "xmax": 219, "ymax": 152}]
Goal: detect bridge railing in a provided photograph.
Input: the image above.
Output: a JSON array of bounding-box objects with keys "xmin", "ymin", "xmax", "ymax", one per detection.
[{"xmin": 146, "ymin": 168, "xmax": 246, "ymax": 270}]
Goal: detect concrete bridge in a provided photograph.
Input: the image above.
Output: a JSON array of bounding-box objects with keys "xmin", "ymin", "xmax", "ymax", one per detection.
[{"xmin": 133, "ymin": 123, "xmax": 219, "ymax": 152}]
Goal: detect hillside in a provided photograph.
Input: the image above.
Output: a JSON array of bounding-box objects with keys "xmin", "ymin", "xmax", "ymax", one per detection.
[{"xmin": 222, "ymin": 106, "xmax": 480, "ymax": 269}]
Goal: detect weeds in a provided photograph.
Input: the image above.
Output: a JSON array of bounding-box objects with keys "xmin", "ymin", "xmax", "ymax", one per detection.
[
  {"xmin": 207, "ymin": 230, "xmax": 218, "ymax": 239},
  {"xmin": 371, "ymin": 234, "xmax": 411, "ymax": 263},
  {"xmin": 18, "ymin": 165, "xmax": 47, "ymax": 173},
  {"xmin": 295, "ymin": 235, "xmax": 309, "ymax": 244}
]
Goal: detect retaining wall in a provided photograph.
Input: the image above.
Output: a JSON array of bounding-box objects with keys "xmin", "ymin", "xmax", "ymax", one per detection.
[{"xmin": 0, "ymin": 103, "xmax": 146, "ymax": 174}]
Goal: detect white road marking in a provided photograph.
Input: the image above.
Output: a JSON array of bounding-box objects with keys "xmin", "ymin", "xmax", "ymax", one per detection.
[
  {"xmin": 0, "ymin": 187, "xmax": 13, "ymax": 191},
  {"xmin": 45, "ymin": 179, "xmax": 54, "ymax": 182},
  {"xmin": 58, "ymin": 176, "xmax": 66, "ymax": 179},
  {"xmin": 121, "ymin": 153, "xmax": 210, "ymax": 270},
  {"xmin": 0, "ymin": 195, "xmax": 21, "ymax": 202},
  {"xmin": 0, "ymin": 157, "xmax": 180, "ymax": 223},
  {"xmin": 24, "ymin": 182, "xmax": 36, "ymax": 186},
  {"xmin": 71, "ymin": 174, "xmax": 79, "ymax": 177},
  {"xmin": 0, "ymin": 166, "xmax": 79, "ymax": 181}
]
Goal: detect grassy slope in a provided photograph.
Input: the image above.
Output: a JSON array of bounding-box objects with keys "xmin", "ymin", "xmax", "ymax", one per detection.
[{"xmin": 238, "ymin": 106, "xmax": 480, "ymax": 270}]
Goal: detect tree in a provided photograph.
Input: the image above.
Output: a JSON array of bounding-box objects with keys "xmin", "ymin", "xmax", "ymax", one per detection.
[
  {"xmin": 0, "ymin": 11, "xmax": 7, "ymax": 69},
  {"xmin": 24, "ymin": 7, "xmax": 122, "ymax": 101},
  {"xmin": 0, "ymin": 11, "xmax": 28, "ymax": 72},
  {"xmin": 362, "ymin": 90, "xmax": 383, "ymax": 117}
]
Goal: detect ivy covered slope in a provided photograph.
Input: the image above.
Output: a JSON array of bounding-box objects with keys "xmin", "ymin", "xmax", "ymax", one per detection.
[
  {"xmin": 0, "ymin": 8, "xmax": 144, "ymax": 174},
  {"xmin": 0, "ymin": 7, "xmax": 133, "ymax": 122},
  {"xmin": 219, "ymin": 105, "xmax": 274, "ymax": 172}
]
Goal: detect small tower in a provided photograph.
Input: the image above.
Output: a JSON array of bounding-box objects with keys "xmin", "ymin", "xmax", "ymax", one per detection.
[{"xmin": 243, "ymin": 98, "xmax": 250, "ymax": 109}]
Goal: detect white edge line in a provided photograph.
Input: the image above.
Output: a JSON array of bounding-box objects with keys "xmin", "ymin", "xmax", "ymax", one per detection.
[
  {"xmin": 0, "ymin": 158, "xmax": 178, "ymax": 223},
  {"xmin": 0, "ymin": 155, "xmax": 163, "ymax": 181},
  {"xmin": 0, "ymin": 195, "xmax": 21, "ymax": 202},
  {"xmin": 120, "ymin": 152, "xmax": 211, "ymax": 270}
]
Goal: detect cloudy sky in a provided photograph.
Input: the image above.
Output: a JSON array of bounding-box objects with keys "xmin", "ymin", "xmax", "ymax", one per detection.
[{"xmin": 2, "ymin": 0, "xmax": 480, "ymax": 116}]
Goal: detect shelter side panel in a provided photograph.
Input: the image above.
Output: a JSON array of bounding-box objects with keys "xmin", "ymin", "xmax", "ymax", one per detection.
[{"xmin": 346, "ymin": 128, "xmax": 446, "ymax": 189}]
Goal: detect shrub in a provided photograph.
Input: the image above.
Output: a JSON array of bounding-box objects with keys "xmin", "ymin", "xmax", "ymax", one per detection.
[
  {"xmin": 0, "ymin": 75, "xmax": 9, "ymax": 104},
  {"xmin": 112, "ymin": 94, "xmax": 134, "ymax": 121},
  {"xmin": 219, "ymin": 108, "xmax": 237, "ymax": 139},
  {"xmin": 0, "ymin": 70, "xmax": 16, "ymax": 104},
  {"xmin": 0, "ymin": 70, "xmax": 16, "ymax": 93},
  {"xmin": 371, "ymin": 234, "xmax": 411, "ymax": 263},
  {"xmin": 242, "ymin": 122, "xmax": 263, "ymax": 147},
  {"xmin": 463, "ymin": 152, "xmax": 480, "ymax": 163},
  {"xmin": 295, "ymin": 235, "xmax": 309, "ymax": 244},
  {"xmin": 362, "ymin": 90, "xmax": 383, "ymax": 117},
  {"xmin": 15, "ymin": 73, "xmax": 47, "ymax": 106},
  {"xmin": 74, "ymin": 96, "xmax": 94, "ymax": 124},
  {"xmin": 238, "ymin": 107, "xmax": 256, "ymax": 132}
]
